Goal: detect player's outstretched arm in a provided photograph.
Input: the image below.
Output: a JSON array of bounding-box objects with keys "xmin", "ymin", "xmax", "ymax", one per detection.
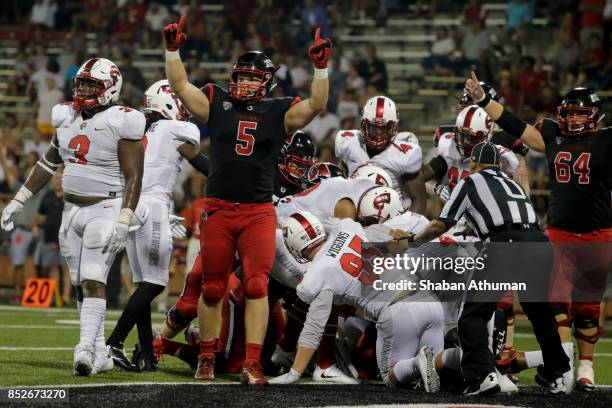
[
  {"xmin": 0, "ymin": 138, "xmax": 61, "ymax": 231},
  {"xmin": 284, "ymin": 28, "xmax": 331, "ymax": 133},
  {"xmin": 465, "ymin": 71, "xmax": 545, "ymax": 153},
  {"xmin": 164, "ymin": 16, "xmax": 210, "ymax": 123},
  {"xmin": 403, "ymin": 172, "xmax": 428, "ymax": 215}
]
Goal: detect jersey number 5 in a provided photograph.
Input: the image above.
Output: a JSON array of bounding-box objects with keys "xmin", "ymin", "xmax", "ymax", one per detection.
[
  {"xmin": 68, "ymin": 135, "xmax": 90, "ymax": 165},
  {"xmin": 554, "ymin": 152, "xmax": 590, "ymax": 184},
  {"xmin": 236, "ymin": 121, "xmax": 257, "ymax": 156}
]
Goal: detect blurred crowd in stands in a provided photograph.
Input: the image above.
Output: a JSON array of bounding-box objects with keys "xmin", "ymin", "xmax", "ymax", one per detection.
[{"xmin": 0, "ymin": 0, "xmax": 610, "ymax": 303}]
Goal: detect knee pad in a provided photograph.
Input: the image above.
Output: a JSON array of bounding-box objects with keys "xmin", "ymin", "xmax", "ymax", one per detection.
[
  {"xmin": 165, "ymin": 305, "xmax": 194, "ymax": 332},
  {"xmin": 551, "ymin": 303, "xmax": 572, "ymax": 327},
  {"xmin": 573, "ymin": 303, "xmax": 600, "ymax": 344},
  {"xmin": 202, "ymin": 281, "xmax": 226, "ymax": 304},
  {"xmin": 244, "ymin": 274, "xmax": 268, "ymax": 300}
]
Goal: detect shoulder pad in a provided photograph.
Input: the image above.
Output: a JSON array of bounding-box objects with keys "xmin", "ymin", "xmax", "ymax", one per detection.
[
  {"xmin": 51, "ymin": 103, "xmax": 74, "ymax": 128},
  {"xmin": 107, "ymin": 106, "xmax": 145, "ymax": 140}
]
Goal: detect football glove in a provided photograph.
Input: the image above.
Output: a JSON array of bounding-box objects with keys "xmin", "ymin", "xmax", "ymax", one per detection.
[
  {"xmin": 269, "ymin": 368, "xmax": 302, "ymax": 385},
  {"xmin": 308, "ymin": 28, "xmax": 332, "ymax": 69},
  {"xmin": 0, "ymin": 199, "xmax": 23, "ymax": 231},
  {"xmin": 434, "ymin": 184, "xmax": 451, "ymax": 202},
  {"xmin": 169, "ymin": 214, "xmax": 187, "ymax": 239},
  {"xmin": 103, "ymin": 208, "xmax": 133, "ymax": 254},
  {"xmin": 163, "ymin": 15, "xmax": 187, "ymax": 51}
]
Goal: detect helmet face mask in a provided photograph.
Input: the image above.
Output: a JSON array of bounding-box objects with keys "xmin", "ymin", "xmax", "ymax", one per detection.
[
  {"xmin": 229, "ymin": 52, "xmax": 276, "ymax": 103},
  {"xmin": 72, "ymin": 58, "xmax": 122, "ymax": 111},
  {"xmin": 360, "ymin": 119, "xmax": 398, "ymax": 150},
  {"xmin": 557, "ymin": 87, "xmax": 602, "ymax": 136},
  {"xmin": 455, "ymin": 127, "xmax": 489, "ymax": 157},
  {"xmin": 279, "ymin": 154, "xmax": 316, "ymax": 186}
]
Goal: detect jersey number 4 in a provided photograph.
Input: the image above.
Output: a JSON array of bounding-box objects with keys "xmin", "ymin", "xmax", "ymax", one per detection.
[
  {"xmin": 236, "ymin": 121, "xmax": 256, "ymax": 156},
  {"xmin": 554, "ymin": 152, "xmax": 590, "ymax": 184},
  {"xmin": 68, "ymin": 135, "xmax": 90, "ymax": 164}
]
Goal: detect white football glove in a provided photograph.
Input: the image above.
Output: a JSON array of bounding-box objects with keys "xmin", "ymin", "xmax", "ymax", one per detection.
[
  {"xmin": 1, "ymin": 200, "xmax": 24, "ymax": 231},
  {"xmin": 169, "ymin": 214, "xmax": 187, "ymax": 239},
  {"xmin": 103, "ymin": 209, "xmax": 133, "ymax": 254},
  {"xmin": 434, "ymin": 184, "xmax": 451, "ymax": 202},
  {"xmin": 269, "ymin": 368, "xmax": 302, "ymax": 385}
]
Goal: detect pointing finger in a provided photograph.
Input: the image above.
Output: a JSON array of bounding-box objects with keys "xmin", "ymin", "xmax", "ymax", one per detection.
[
  {"xmin": 178, "ymin": 15, "xmax": 186, "ymax": 33},
  {"xmin": 314, "ymin": 27, "xmax": 320, "ymax": 41}
]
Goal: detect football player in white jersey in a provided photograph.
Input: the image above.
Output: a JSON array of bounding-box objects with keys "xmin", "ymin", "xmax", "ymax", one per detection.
[
  {"xmin": 1, "ymin": 57, "xmax": 146, "ymax": 376},
  {"xmin": 270, "ymin": 212, "xmax": 443, "ymax": 392},
  {"xmin": 105, "ymin": 79, "xmax": 209, "ymax": 372},
  {"xmin": 335, "ymin": 96, "xmax": 427, "ymax": 214}
]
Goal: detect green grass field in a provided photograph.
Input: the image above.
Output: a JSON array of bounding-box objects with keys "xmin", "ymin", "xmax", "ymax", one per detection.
[{"xmin": 0, "ymin": 305, "xmax": 611, "ymax": 387}]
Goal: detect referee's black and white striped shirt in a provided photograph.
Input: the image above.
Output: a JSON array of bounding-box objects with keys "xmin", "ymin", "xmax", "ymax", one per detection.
[{"xmin": 438, "ymin": 167, "xmax": 537, "ymax": 238}]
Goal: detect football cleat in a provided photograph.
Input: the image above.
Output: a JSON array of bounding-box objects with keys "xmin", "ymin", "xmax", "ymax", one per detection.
[
  {"xmin": 240, "ymin": 359, "xmax": 268, "ymax": 386},
  {"xmin": 416, "ymin": 346, "xmax": 440, "ymax": 393},
  {"xmin": 496, "ymin": 368, "xmax": 518, "ymax": 393},
  {"xmin": 463, "ymin": 372, "xmax": 501, "ymax": 396},
  {"xmin": 270, "ymin": 345, "xmax": 296, "ymax": 369},
  {"xmin": 132, "ymin": 342, "xmax": 158, "ymax": 372},
  {"xmin": 108, "ymin": 343, "xmax": 140, "ymax": 372},
  {"xmin": 576, "ymin": 360, "xmax": 594, "ymax": 391},
  {"xmin": 535, "ymin": 366, "xmax": 567, "ymax": 395},
  {"xmin": 91, "ymin": 345, "xmax": 114, "ymax": 375},
  {"xmin": 194, "ymin": 354, "xmax": 215, "ymax": 380},
  {"xmin": 73, "ymin": 344, "xmax": 95, "ymax": 376},
  {"xmin": 152, "ymin": 333, "xmax": 164, "ymax": 361},
  {"xmin": 313, "ymin": 364, "xmax": 360, "ymax": 385}
]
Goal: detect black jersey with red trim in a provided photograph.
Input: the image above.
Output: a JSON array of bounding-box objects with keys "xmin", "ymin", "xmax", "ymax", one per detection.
[
  {"xmin": 273, "ymin": 175, "xmax": 300, "ymax": 202},
  {"xmin": 537, "ymin": 118, "xmax": 612, "ymax": 233},
  {"xmin": 202, "ymin": 83, "xmax": 300, "ymax": 202}
]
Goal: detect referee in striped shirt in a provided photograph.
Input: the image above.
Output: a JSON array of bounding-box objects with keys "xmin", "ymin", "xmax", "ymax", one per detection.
[{"xmin": 407, "ymin": 142, "xmax": 570, "ymax": 395}]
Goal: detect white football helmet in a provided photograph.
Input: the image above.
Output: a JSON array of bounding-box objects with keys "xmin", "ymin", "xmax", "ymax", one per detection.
[
  {"xmin": 72, "ymin": 58, "xmax": 122, "ymax": 111},
  {"xmin": 454, "ymin": 105, "xmax": 493, "ymax": 158},
  {"xmin": 350, "ymin": 164, "xmax": 392, "ymax": 187},
  {"xmin": 144, "ymin": 79, "xmax": 189, "ymax": 121},
  {"xmin": 360, "ymin": 96, "xmax": 399, "ymax": 150},
  {"xmin": 357, "ymin": 186, "xmax": 404, "ymax": 225},
  {"xmin": 283, "ymin": 211, "xmax": 326, "ymax": 263}
]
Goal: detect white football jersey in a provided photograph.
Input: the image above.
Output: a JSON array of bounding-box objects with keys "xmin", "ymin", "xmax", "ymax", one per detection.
[
  {"xmin": 141, "ymin": 119, "xmax": 200, "ymax": 202},
  {"xmin": 275, "ymin": 177, "xmax": 375, "ymax": 227},
  {"xmin": 437, "ymin": 132, "xmax": 518, "ymax": 191},
  {"xmin": 365, "ymin": 210, "xmax": 429, "ymax": 242},
  {"xmin": 52, "ymin": 103, "xmax": 145, "ymax": 197},
  {"xmin": 334, "ymin": 129, "xmax": 422, "ymax": 206}
]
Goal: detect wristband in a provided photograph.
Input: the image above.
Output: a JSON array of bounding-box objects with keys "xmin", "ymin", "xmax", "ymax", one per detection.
[
  {"xmin": 313, "ymin": 68, "xmax": 328, "ymax": 79},
  {"xmin": 118, "ymin": 208, "xmax": 135, "ymax": 226},
  {"xmin": 165, "ymin": 49, "xmax": 180, "ymax": 61},
  {"xmin": 476, "ymin": 93, "xmax": 491, "ymax": 108},
  {"xmin": 14, "ymin": 186, "xmax": 33, "ymax": 204}
]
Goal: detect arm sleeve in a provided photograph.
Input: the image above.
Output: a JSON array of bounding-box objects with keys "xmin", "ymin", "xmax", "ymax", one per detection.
[
  {"xmin": 187, "ymin": 153, "xmax": 210, "ymax": 176},
  {"xmin": 297, "ymin": 289, "xmax": 334, "ymax": 350},
  {"xmin": 437, "ymin": 178, "xmax": 471, "ymax": 224},
  {"xmin": 428, "ymin": 155, "xmax": 448, "ymax": 180}
]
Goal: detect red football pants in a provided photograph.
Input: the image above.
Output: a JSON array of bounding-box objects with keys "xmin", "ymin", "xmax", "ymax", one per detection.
[
  {"xmin": 547, "ymin": 227, "xmax": 612, "ymax": 315},
  {"xmin": 174, "ymin": 254, "xmax": 203, "ymax": 323},
  {"xmin": 200, "ymin": 198, "xmax": 276, "ymax": 302}
]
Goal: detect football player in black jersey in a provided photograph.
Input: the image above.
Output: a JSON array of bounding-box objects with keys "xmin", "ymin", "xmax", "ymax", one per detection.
[
  {"xmin": 163, "ymin": 16, "xmax": 331, "ymax": 385},
  {"xmin": 466, "ymin": 72, "xmax": 611, "ymax": 391},
  {"xmin": 275, "ymin": 131, "xmax": 317, "ymax": 201}
]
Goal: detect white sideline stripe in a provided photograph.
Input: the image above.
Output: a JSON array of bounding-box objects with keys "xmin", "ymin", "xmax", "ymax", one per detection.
[
  {"xmin": 513, "ymin": 332, "xmax": 612, "ymax": 343},
  {"xmin": 0, "ymin": 347, "xmax": 73, "ymax": 351},
  {"xmin": 0, "ymin": 305, "xmax": 165, "ymax": 318}
]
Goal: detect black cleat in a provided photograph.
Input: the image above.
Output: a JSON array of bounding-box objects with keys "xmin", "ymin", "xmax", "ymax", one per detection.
[
  {"xmin": 108, "ymin": 343, "xmax": 140, "ymax": 372},
  {"xmin": 463, "ymin": 372, "xmax": 501, "ymax": 396},
  {"xmin": 133, "ymin": 342, "xmax": 158, "ymax": 372}
]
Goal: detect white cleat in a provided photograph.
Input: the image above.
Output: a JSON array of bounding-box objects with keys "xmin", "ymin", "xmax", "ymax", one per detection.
[
  {"xmin": 271, "ymin": 345, "xmax": 296, "ymax": 369},
  {"xmin": 313, "ymin": 364, "xmax": 360, "ymax": 384},
  {"xmin": 73, "ymin": 344, "xmax": 95, "ymax": 376},
  {"xmin": 576, "ymin": 360, "xmax": 595, "ymax": 392},
  {"xmin": 91, "ymin": 345, "xmax": 114, "ymax": 375},
  {"xmin": 496, "ymin": 368, "xmax": 518, "ymax": 393},
  {"xmin": 416, "ymin": 346, "xmax": 440, "ymax": 393}
]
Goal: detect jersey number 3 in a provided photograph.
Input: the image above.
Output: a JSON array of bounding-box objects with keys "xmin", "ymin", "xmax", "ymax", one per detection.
[
  {"xmin": 554, "ymin": 152, "xmax": 590, "ymax": 184},
  {"xmin": 68, "ymin": 135, "xmax": 90, "ymax": 165},
  {"xmin": 236, "ymin": 121, "xmax": 256, "ymax": 156}
]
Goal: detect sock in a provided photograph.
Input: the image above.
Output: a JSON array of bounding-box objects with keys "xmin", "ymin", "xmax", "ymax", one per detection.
[
  {"xmin": 79, "ymin": 298, "xmax": 106, "ymax": 348},
  {"xmin": 199, "ymin": 339, "xmax": 216, "ymax": 358},
  {"xmin": 441, "ymin": 347, "xmax": 462, "ymax": 371},
  {"xmin": 95, "ymin": 315, "xmax": 106, "ymax": 350},
  {"xmin": 136, "ymin": 302, "xmax": 153, "ymax": 356},
  {"xmin": 245, "ymin": 342, "xmax": 263, "ymax": 363},
  {"xmin": 524, "ymin": 351, "xmax": 544, "ymax": 368},
  {"xmin": 393, "ymin": 358, "xmax": 419, "ymax": 384}
]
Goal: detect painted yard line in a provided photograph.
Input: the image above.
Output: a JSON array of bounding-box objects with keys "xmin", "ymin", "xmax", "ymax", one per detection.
[
  {"xmin": 0, "ymin": 305, "xmax": 165, "ymax": 318},
  {"xmin": 0, "ymin": 347, "xmax": 73, "ymax": 351},
  {"xmin": 513, "ymin": 332, "xmax": 612, "ymax": 343}
]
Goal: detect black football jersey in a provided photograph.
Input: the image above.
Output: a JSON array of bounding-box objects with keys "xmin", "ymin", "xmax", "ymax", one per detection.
[
  {"xmin": 537, "ymin": 118, "xmax": 612, "ymax": 233},
  {"xmin": 273, "ymin": 175, "xmax": 300, "ymax": 204},
  {"xmin": 202, "ymin": 84, "xmax": 300, "ymax": 202}
]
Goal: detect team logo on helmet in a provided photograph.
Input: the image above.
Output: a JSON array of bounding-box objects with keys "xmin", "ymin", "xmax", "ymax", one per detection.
[{"xmin": 373, "ymin": 192, "xmax": 391, "ymax": 209}]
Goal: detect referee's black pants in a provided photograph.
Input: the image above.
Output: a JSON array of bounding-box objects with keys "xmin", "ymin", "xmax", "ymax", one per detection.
[{"xmin": 459, "ymin": 229, "xmax": 570, "ymax": 383}]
